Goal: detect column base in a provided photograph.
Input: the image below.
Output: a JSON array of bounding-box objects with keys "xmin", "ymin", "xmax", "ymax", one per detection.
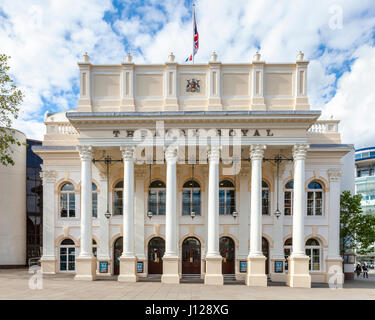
[
  {"xmin": 286, "ymin": 255, "xmax": 311, "ymax": 288},
  {"xmin": 161, "ymin": 256, "xmax": 180, "ymax": 284},
  {"xmin": 326, "ymin": 258, "xmax": 344, "ymax": 286},
  {"xmin": 204, "ymin": 256, "xmax": 223, "ymax": 285},
  {"xmin": 246, "ymin": 255, "xmax": 267, "ymax": 287},
  {"xmin": 74, "ymin": 257, "xmax": 97, "ymax": 281},
  {"xmin": 40, "ymin": 257, "xmax": 56, "ymax": 274},
  {"xmin": 118, "ymin": 256, "xmax": 138, "ymax": 282}
]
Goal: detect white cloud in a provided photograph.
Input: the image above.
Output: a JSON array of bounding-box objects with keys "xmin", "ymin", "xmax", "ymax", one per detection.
[
  {"xmin": 0, "ymin": 0, "xmax": 375, "ymax": 146},
  {"xmin": 324, "ymin": 45, "xmax": 375, "ymax": 148}
]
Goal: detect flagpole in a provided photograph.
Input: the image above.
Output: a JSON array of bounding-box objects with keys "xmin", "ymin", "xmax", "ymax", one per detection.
[{"xmin": 192, "ymin": 3, "xmax": 195, "ymax": 64}]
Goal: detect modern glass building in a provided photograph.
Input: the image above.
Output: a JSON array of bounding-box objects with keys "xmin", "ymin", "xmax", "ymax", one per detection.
[{"xmin": 355, "ymin": 147, "xmax": 375, "ymax": 267}]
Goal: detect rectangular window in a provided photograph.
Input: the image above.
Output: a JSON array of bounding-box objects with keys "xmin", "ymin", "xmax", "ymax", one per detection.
[
  {"xmin": 60, "ymin": 194, "xmax": 67, "ymax": 217},
  {"xmin": 69, "ymin": 193, "xmax": 75, "ymax": 217},
  {"xmin": 192, "ymin": 190, "xmax": 201, "ymax": 215},
  {"xmin": 182, "ymin": 190, "xmax": 191, "ymax": 215},
  {"xmin": 148, "ymin": 190, "xmax": 157, "ymax": 215},
  {"xmin": 284, "ymin": 191, "xmax": 292, "ymax": 215},
  {"xmin": 114, "ymin": 191, "xmax": 123, "ymax": 216},
  {"xmin": 307, "ymin": 192, "xmax": 314, "ymax": 215},
  {"xmin": 315, "ymin": 192, "xmax": 322, "ymax": 215},
  {"xmin": 158, "ymin": 190, "xmax": 166, "ymax": 215},
  {"xmin": 219, "ymin": 190, "xmax": 225, "ymax": 215},
  {"xmin": 262, "ymin": 190, "xmax": 269, "ymax": 215}
]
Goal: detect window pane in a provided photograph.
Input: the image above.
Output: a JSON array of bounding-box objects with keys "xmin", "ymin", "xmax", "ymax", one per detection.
[
  {"xmin": 69, "ymin": 193, "xmax": 75, "ymax": 217},
  {"xmin": 284, "ymin": 191, "xmax": 292, "ymax": 215},
  {"xmin": 60, "ymin": 262, "xmax": 67, "ymax": 271},
  {"xmin": 158, "ymin": 190, "xmax": 166, "ymax": 215},
  {"xmin": 92, "ymin": 193, "xmax": 97, "ymax": 218},
  {"xmin": 262, "ymin": 190, "xmax": 269, "ymax": 215},
  {"xmin": 219, "ymin": 190, "xmax": 225, "ymax": 215},
  {"xmin": 182, "ymin": 190, "xmax": 191, "ymax": 215},
  {"xmin": 307, "ymin": 192, "xmax": 314, "ymax": 215},
  {"xmin": 192, "ymin": 190, "xmax": 201, "ymax": 215},
  {"xmin": 114, "ymin": 190, "xmax": 123, "ymax": 216},
  {"xmin": 228, "ymin": 190, "xmax": 235, "ymax": 215},
  {"xmin": 60, "ymin": 193, "xmax": 67, "ymax": 217},
  {"xmin": 148, "ymin": 190, "xmax": 157, "ymax": 215},
  {"xmin": 312, "ymin": 248, "xmax": 320, "ymax": 270}
]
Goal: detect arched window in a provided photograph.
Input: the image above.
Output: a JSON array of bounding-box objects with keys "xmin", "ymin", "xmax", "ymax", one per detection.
[
  {"xmin": 182, "ymin": 180, "xmax": 201, "ymax": 216},
  {"xmin": 219, "ymin": 180, "xmax": 235, "ymax": 215},
  {"xmin": 148, "ymin": 180, "xmax": 166, "ymax": 215},
  {"xmin": 284, "ymin": 181, "xmax": 294, "ymax": 216},
  {"xmin": 92, "ymin": 183, "xmax": 98, "ymax": 218},
  {"xmin": 60, "ymin": 183, "xmax": 75, "ymax": 218},
  {"xmin": 307, "ymin": 181, "xmax": 323, "ymax": 216},
  {"xmin": 262, "ymin": 180, "xmax": 270, "ymax": 215},
  {"xmin": 305, "ymin": 238, "xmax": 321, "ymax": 271},
  {"xmin": 113, "ymin": 180, "xmax": 123, "ymax": 216},
  {"xmin": 59, "ymin": 239, "xmax": 75, "ymax": 272},
  {"xmin": 284, "ymin": 238, "xmax": 292, "ymax": 271}
]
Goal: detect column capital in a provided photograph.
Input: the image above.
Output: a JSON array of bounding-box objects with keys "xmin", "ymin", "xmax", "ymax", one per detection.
[
  {"xmin": 40, "ymin": 170, "xmax": 57, "ymax": 183},
  {"xmin": 77, "ymin": 145, "xmax": 93, "ymax": 161},
  {"xmin": 165, "ymin": 146, "xmax": 178, "ymax": 162},
  {"xmin": 120, "ymin": 146, "xmax": 136, "ymax": 161},
  {"xmin": 207, "ymin": 145, "xmax": 221, "ymax": 162},
  {"xmin": 250, "ymin": 144, "xmax": 266, "ymax": 160},
  {"xmin": 293, "ymin": 144, "xmax": 309, "ymax": 160},
  {"xmin": 328, "ymin": 169, "xmax": 343, "ymax": 182}
]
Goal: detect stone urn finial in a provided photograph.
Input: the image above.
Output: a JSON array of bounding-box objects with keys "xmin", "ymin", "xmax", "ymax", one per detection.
[
  {"xmin": 126, "ymin": 52, "xmax": 133, "ymax": 63},
  {"xmin": 297, "ymin": 51, "xmax": 304, "ymax": 62},
  {"xmin": 210, "ymin": 51, "xmax": 218, "ymax": 62},
  {"xmin": 168, "ymin": 52, "xmax": 175, "ymax": 62},
  {"xmin": 253, "ymin": 51, "xmax": 261, "ymax": 62},
  {"xmin": 83, "ymin": 52, "xmax": 90, "ymax": 63}
]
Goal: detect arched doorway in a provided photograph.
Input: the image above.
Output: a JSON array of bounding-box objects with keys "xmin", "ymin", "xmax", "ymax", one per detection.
[
  {"xmin": 148, "ymin": 237, "xmax": 165, "ymax": 274},
  {"xmin": 262, "ymin": 237, "xmax": 269, "ymax": 274},
  {"xmin": 182, "ymin": 237, "xmax": 201, "ymax": 274},
  {"xmin": 113, "ymin": 237, "xmax": 123, "ymax": 275},
  {"xmin": 220, "ymin": 237, "xmax": 235, "ymax": 274}
]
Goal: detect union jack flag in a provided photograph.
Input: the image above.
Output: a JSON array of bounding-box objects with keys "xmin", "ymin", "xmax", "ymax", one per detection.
[{"xmin": 185, "ymin": 8, "xmax": 199, "ymax": 62}]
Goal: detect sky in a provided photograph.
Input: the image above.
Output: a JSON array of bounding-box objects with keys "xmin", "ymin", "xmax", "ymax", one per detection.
[{"xmin": 0, "ymin": 0, "xmax": 375, "ymax": 148}]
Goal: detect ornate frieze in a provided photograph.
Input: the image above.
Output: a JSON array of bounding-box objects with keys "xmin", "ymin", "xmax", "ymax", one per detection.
[{"xmin": 328, "ymin": 169, "xmax": 343, "ymax": 182}]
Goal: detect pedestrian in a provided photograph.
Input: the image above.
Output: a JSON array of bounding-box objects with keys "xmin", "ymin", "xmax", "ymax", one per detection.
[
  {"xmin": 355, "ymin": 263, "xmax": 362, "ymax": 278},
  {"xmin": 362, "ymin": 263, "xmax": 369, "ymax": 279}
]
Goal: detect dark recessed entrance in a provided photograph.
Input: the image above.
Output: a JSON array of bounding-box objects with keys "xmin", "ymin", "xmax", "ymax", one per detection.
[
  {"xmin": 148, "ymin": 237, "xmax": 165, "ymax": 274},
  {"xmin": 113, "ymin": 237, "xmax": 123, "ymax": 276},
  {"xmin": 182, "ymin": 237, "xmax": 201, "ymax": 274},
  {"xmin": 220, "ymin": 237, "xmax": 235, "ymax": 274},
  {"xmin": 262, "ymin": 237, "xmax": 269, "ymax": 275}
]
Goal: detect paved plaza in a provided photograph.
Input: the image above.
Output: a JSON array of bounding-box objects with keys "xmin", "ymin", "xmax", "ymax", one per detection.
[{"xmin": 0, "ymin": 269, "xmax": 374, "ymax": 300}]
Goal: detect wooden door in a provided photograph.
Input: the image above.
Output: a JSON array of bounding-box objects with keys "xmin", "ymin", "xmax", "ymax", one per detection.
[
  {"xmin": 148, "ymin": 237, "xmax": 165, "ymax": 274},
  {"xmin": 182, "ymin": 237, "xmax": 201, "ymax": 274},
  {"xmin": 220, "ymin": 237, "xmax": 235, "ymax": 274},
  {"xmin": 262, "ymin": 237, "xmax": 269, "ymax": 275},
  {"xmin": 113, "ymin": 237, "xmax": 123, "ymax": 276}
]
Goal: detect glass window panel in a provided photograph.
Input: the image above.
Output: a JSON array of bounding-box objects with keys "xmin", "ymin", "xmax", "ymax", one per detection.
[
  {"xmin": 114, "ymin": 191, "xmax": 123, "ymax": 216},
  {"xmin": 192, "ymin": 190, "xmax": 201, "ymax": 215},
  {"xmin": 69, "ymin": 193, "xmax": 75, "ymax": 217},
  {"xmin": 68, "ymin": 248, "xmax": 75, "ymax": 255},
  {"xmin": 61, "ymin": 183, "xmax": 74, "ymax": 191},
  {"xmin": 92, "ymin": 193, "xmax": 97, "ymax": 218},
  {"xmin": 182, "ymin": 190, "xmax": 191, "ymax": 215},
  {"xmin": 68, "ymin": 262, "xmax": 75, "ymax": 271},
  {"xmin": 60, "ymin": 248, "xmax": 67, "ymax": 255},
  {"xmin": 219, "ymin": 190, "xmax": 225, "ymax": 215},
  {"xmin": 60, "ymin": 194, "xmax": 67, "ymax": 217},
  {"xmin": 262, "ymin": 190, "xmax": 269, "ymax": 215},
  {"xmin": 60, "ymin": 262, "xmax": 67, "ymax": 271},
  {"xmin": 228, "ymin": 190, "xmax": 235, "ymax": 215},
  {"xmin": 158, "ymin": 190, "xmax": 166, "ymax": 215},
  {"xmin": 148, "ymin": 190, "xmax": 157, "ymax": 214}
]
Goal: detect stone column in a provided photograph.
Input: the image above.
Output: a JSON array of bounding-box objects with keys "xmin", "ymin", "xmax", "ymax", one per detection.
[
  {"xmin": 118, "ymin": 146, "xmax": 138, "ymax": 282},
  {"xmin": 97, "ymin": 172, "xmax": 111, "ymax": 274},
  {"xmin": 204, "ymin": 146, "xmax": 223, "ymax": 285},
  {"xmin": 75, "ymin": 145, "xmax": 96, "ymax": 281},
  {"xmin": 161, "ymin": 146, "xmax": 180, "ymax": 284},
  {"xmin": 326, "ymin": 169, "xmax": 344, "ymax": 284},
  {"xmin": 246, "ymin": 144, "xmax": 267, "ymax": 287},
  {"xmin": 287, "ymin": 144, "xmax": 311, "ymax": 288},
  {"xmin": 40, "ymin": 170, "xmax": 57, "ymax": 274}
]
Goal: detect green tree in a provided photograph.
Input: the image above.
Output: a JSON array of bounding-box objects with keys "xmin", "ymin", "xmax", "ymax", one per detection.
[
  {"xmin": 0, "ymin": 53, "xmax": 24, "ymax": 166},
  {"xmin": 340, "ymin": 190, "xmax": 375, "ymax": 255}
]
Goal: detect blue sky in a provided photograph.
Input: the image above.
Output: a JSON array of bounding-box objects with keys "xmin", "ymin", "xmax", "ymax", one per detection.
[{"xmin": 1, "ymin": 0, "xmax": 375, "ymax": 147}]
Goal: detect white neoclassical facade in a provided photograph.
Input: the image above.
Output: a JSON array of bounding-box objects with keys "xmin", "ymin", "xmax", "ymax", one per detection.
[{"xmin": 33, "ymin": 51, "xmax": 353, "ymax": 287}]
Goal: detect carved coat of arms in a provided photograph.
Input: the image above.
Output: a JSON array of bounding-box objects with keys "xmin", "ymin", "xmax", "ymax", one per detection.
[{"xmin": 186, "ymin": 78, "xmax": 200, "ymax": 93}]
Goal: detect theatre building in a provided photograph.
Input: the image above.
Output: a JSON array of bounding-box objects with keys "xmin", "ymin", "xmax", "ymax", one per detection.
[{"xmin": 32, "ymin": 51, "xmax": 353, "ymax": 287}]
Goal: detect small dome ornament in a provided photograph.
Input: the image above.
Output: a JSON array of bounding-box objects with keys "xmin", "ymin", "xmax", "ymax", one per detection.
[
  {"xmin": 297, "ymin": 51, "xmax": 304, "ymax": 62},
  {"xmin": 168, "ymin": 52, "xmax": 175, "ymax": 62},
  {"xmin": 83, "ymin": 52, "xmax": 90, "ymax": 63},
  {"xmin": 253, "ymin": 50, "xmax": 261, "ymax": 62},
  {"xmin": 210, "ymin": 51, "xmax": 218, "ymax": 62},
  {"xmin": 126, "ymin": 52, "xmax": 133, "ymax": 63}
]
